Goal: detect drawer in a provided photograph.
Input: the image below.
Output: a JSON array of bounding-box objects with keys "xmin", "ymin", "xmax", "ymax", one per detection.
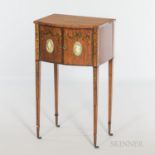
[
  {"xmin": 39, "ymin": 25, "xmax": 62, "ymax": 63},
  {"xmin": 64, "ymin": 29, "xmax": 93, "ymax": 65}
]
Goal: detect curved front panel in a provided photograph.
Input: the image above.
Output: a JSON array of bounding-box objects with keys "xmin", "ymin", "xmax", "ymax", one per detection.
[
  {"xmin": 63, "ymin": 29, "xmax": 93, "ymax": 66},
  {"xmin": 39, "ymin": 25, "xmax": 62, "ymax": 63}
]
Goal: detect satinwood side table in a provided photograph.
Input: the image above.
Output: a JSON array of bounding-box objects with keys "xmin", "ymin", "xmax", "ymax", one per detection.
[{"xmin": 34, "ymin": 14, "xmax": 115, "ymax": 148}]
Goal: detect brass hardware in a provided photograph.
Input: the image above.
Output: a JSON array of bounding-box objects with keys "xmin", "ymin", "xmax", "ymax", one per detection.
[
  {"xmin": 46, "ymin": 39, "xmax": 54, "ymax": 53},
  {"xmin": 73, "ymin": 41, "xmax": 82, "ymax": 56},
  {"xmin": 63, "ymin": 46, "xmax": 66, "ymax": 50},
  {"xmin": 59, "ymin": 45, "xmax": 66, "ymax": 50}
]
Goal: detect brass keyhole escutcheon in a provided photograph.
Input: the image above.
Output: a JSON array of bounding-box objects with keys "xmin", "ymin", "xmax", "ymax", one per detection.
[
  {"xmin": 46, "ymin": 39, "xmax": 54, "ymax": 53},
  {"xmin": 73, "ymin": 41, "xmax": 82, "ymax": 56}
]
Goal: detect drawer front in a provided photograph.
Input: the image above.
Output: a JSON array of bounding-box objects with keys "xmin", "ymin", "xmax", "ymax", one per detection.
[
  {"xmin": 39, "ymin": 25, "xmax": 62, "ymax": 63},
  {"xmin": 64, "ymin": 29, "xmax": 93, "ymax": 65}
]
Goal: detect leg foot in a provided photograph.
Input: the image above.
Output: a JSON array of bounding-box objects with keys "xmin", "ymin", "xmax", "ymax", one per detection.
[
  {"xmin": 55, "ymin": 114, "xmax": 60, "ymax": 127},
  {"xmin": 37, "ymin": 135, "xmax": 42, "ymax": 139},
  {"xmin": 56, "ymin": 124, "xmax": 60, "ymax": 128},
  {"xmin": 108, "ymin": 122, "xmax": 113, "ymax": 136},
  {"xmin": 37, "ymin": 127, "xmax": 42, "ymax": 139},
  {"xmin": 108, "ymin": 131, "xmax": 113, "ymax": 136},
  {"xmin": 94, "ymin": 144, "xmax": 99, "ymax": 148}
]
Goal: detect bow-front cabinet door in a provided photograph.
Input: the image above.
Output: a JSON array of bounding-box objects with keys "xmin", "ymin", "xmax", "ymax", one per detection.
[
  {"xmin": 63, "ymin": 28, "xmax": 93, "ymax": 66},
  {"xmin": 39, "ymin": 25, "xmax": 63, "ymax": 63}
]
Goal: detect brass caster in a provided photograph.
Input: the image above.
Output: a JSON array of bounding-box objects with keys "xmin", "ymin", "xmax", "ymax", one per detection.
[
  {"xmin": 56, "ymin": 124, "xmax": 60, "ymax": 128},
  {"xmin": 37, "ymin": 136, "xmax": 42, "ymax": 139},
  {"xmin": 108, "ymin": 132, "xmax": 113, "ymax": 136},
  {"xmin": 94, "ymin": 144, "xmax": 99, "ymax": 148}
]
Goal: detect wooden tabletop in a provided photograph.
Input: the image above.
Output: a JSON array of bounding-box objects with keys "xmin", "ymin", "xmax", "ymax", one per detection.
[{"xmin": 34, "ymin": 14, "xmax": 115, "ymax": 28}]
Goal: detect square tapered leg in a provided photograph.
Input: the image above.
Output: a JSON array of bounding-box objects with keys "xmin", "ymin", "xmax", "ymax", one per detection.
[
  {"xmin": 36, "ymin": 60, "xmax": 42, "ymax": 139},
  {"xmin": 93, "ymin": 67, "xmax": 99, "ymax": 148},
  {"xmin": 108, "ymin": 59, "xmax": 113, "ymax": 136},
  {"xmin": 54, "ymin": 64, "xmax": 60, "ymax": 127}
]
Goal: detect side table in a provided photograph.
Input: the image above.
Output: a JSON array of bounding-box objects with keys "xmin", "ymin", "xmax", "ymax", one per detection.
[{"xmin": 34, "ymin": 14, "xmax": 115, "ymax": 148}]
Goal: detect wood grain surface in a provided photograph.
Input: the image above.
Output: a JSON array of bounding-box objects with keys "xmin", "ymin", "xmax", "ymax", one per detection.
[{"xmin": 34, "ymin": 14, "xmax": 115, "ymax": 28}]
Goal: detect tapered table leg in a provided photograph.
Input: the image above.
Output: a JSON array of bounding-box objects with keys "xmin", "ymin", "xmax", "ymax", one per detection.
[
  {"xmin": 93, "ymin": 67, "xmax": 99, "ymax": 148},
  {"xmin": 36, "ymin": 60, "xmax": 42, "ymax": 139},
  {"xmin": 108, "ymin": 59, "xmax": 113, "ymax": 136},
  {"xmin": 54, "ymin": 64, "xmax": 60, "ymax": 127}
]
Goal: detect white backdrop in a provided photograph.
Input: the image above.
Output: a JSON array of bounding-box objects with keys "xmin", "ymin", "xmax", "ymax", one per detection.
[
  {"xmin": 0, "ymin": 1, "xmax": 155, "ymax": 154},
  {"xmin": 0, "ymin": 0, "xmax": 155, "ymax": 82}
]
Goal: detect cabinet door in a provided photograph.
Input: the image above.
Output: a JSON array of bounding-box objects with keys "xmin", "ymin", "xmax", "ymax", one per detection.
[
  {"xmin": 64, "ymin": 29, "xmax": 93, "ymax": 66},
  {"xmin": 39, "ymin": 25, "xmax": 62, "ymax": 63}
]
